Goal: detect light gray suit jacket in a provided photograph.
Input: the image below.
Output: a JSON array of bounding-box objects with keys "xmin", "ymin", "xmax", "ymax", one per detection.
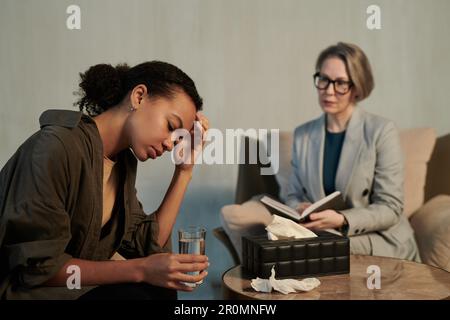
[{"xmin": 286, "ymin": 107, "xmax": 420, "ymax": 261}]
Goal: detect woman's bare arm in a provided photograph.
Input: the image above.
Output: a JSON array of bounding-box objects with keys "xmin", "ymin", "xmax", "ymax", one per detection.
[
  {"xmin": 44, "ymin": 253, "xmax": 208, "ymax": 291},
  {"xmin": 155, "ymin": 113, "xmax": 210, "ymax": 248},
  {"xmin": 154, "ymin": 168, "xmax": 192, "ymax": 248}
]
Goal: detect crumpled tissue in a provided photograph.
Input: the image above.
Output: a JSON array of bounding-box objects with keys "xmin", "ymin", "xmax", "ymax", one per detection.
[
  {"xmin": 266, "ymin": 215, "xmax": 317, "ymax": 240},
  {"xmin": 251, "ymin": 266, "xmax": 321, "ymax": 294}
]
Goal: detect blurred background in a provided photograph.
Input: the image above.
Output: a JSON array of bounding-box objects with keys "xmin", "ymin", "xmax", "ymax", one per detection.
[{"xmin": 1, "ymin": 0, "xmax": 449, "ymax": 299}]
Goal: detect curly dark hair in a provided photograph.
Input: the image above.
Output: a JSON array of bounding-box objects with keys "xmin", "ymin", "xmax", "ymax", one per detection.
[{"xmin": 74, "ymin": 61, "xmax": 203, "ymax": 116}]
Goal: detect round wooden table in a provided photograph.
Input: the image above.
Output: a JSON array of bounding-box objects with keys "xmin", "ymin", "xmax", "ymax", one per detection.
[{"xmin": 222, "ymin": 255, "xmax": 450, "ymax": 300}]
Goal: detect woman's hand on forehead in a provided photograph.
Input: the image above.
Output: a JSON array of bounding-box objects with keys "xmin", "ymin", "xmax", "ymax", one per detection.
[{"xmin": 195, "ymin": 112, "xmax": 209, "ymax": 132}]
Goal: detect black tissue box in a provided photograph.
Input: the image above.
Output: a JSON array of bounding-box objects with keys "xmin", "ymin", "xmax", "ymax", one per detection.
[{"xmin": 242, "ymin": 230, "xmax": 350, "ymax": 278}]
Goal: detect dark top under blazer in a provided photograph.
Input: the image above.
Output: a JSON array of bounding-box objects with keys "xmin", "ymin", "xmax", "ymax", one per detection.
[{"xmin": 323, "ymin": 130, "xmax": 346, "ymax": 195}]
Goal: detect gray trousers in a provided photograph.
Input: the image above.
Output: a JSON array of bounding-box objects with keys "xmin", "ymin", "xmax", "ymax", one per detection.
[{"xmin": 350, "ymin": 233, "xmax": 421, "ymax": 263}]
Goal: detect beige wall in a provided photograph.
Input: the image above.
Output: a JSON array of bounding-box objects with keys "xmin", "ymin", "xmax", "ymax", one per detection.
[{"xmin": 1, "ymin": 0, "xmax": 449, "ymax": 298}]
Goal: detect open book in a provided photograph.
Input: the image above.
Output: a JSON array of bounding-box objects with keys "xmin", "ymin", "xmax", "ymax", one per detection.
[{"xmin": 260, "ymin": 191, "xmax": 347, "ymax": 223}]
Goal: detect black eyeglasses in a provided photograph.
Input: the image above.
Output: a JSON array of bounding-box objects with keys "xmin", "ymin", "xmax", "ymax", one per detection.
[{"xmin": 313, "ymin": 72, "xmax": 353, "ymax": 94}]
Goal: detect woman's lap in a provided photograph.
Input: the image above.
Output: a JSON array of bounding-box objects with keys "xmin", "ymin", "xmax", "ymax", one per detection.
[
  {"xmin": 78, "ymin": 283, "xmax": 178, "ymax": 300},
  {"xmin": 349, "ymin": 234, "xmax": 373, "ymax": 255}
]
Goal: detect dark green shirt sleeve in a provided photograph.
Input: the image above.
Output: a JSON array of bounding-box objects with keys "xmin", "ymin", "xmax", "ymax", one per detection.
[
  {"xmin": 1, "ymin": 130, "xmax": 73, "ymax": 288},
  {"xmin": 118, "ymin": 189, "xmax": 172, "ymax": 259}
]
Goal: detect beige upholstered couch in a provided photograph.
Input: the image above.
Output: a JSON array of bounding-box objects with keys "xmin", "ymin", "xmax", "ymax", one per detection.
[{"xmin": 218, "ymin": 129, "xmax": 450, "ymax": 272}]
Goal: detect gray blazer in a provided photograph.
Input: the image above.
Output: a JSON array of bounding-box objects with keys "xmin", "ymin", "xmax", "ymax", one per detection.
[{"xmin": 286, "ymin": 107, "xmax": 420, "ymax": 261}]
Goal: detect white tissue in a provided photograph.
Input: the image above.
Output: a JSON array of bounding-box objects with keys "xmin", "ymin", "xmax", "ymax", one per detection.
[
  {"xmin": 266, "ymin": 215, "xmax": 317, "ymax": 240},
  {"xmin": 251, "ymin": 266, "xmax": 321, "ymax": 295}
]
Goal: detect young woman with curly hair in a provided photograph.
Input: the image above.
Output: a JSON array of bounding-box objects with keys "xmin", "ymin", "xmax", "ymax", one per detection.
[{"xmin": 0, "ymin": 61, "xmax": 210, "ymax": 299}]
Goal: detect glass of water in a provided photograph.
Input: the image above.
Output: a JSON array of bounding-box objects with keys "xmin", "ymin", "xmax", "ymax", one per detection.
[{"xmin": 178, "ymin": 226, "xmax": 206, "ymax": 287}]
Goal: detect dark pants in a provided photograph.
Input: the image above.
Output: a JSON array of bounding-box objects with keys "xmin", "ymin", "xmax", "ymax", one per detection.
[{"xmin": 78, "ymin": 283, "xmax": 178, "ymax": 300}]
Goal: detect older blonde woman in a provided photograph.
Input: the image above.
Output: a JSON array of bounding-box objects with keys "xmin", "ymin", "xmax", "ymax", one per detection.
[
  {"xmin": 221, "ymin": 42, "xmax": 420, "ymax": 263},
  {"xmin": 286, "ymin": 42, "xmax": 420, "ymax": 261}
]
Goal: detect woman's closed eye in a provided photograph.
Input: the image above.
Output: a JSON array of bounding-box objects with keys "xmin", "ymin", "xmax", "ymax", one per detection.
[{"xmin": 168, "ymin": 123, "xmax": 184, "ymax": 145}]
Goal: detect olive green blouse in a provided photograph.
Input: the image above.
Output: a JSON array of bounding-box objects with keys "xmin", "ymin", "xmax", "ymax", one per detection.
[{"xmin": 0, "ymin": 109, "xmax": 170, "ymax": 299}]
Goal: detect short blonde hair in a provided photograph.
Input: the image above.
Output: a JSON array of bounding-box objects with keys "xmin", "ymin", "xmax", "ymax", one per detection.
[{"xmin": 315, "ymin": 42, "xmax": 374, "ymax": 102}]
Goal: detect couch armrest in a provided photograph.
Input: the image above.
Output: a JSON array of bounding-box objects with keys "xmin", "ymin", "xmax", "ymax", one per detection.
[
  {"xmin": 425, "ymin": 133, "xmax": 450, "ymax": 201},
  {"xmin": 410, "ymin": 195, "xmax": 450, "ymax": 272}
]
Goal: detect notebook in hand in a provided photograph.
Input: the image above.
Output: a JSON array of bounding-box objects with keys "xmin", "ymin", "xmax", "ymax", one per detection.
[{"xmin": 260, "ymin": 191, "xmax": 347, "ymax": 223}]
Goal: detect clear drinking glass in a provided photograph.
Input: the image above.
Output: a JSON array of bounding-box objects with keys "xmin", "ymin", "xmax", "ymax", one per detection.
[{"xmin": 178, "ymin": 226, "xmax": 206, "ymax": 287}]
